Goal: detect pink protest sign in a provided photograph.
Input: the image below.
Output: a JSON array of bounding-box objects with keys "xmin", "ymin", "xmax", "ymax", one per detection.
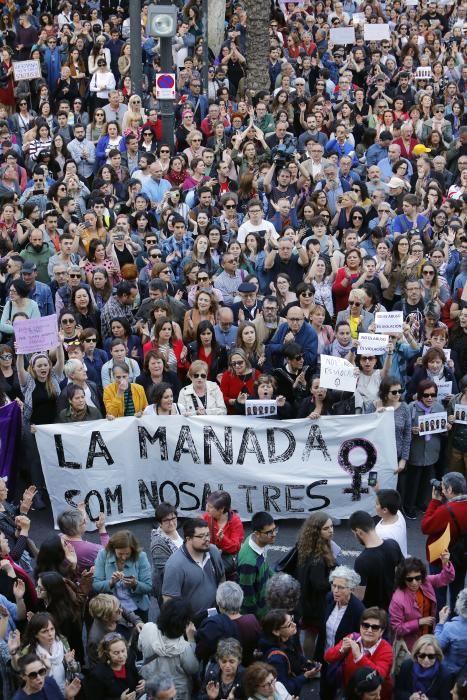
[{"xmin": 13, "ymin": 314, "xmax": 59, "ymax": 354}]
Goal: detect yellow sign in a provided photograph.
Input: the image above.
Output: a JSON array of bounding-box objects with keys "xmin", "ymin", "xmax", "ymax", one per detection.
[{"xmin": 428, "ymin": 523, "xmax": 450, "ymax": 563}]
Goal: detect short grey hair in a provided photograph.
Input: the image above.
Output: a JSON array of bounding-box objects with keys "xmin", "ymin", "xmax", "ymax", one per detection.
[
  {"xmin": 64, "ymin": 359, "xmax": 83, "ymax": 379},
  {"xmin": 329, "ymin": 565, "xmax": 361, "ymax": 589},
  {"xmin": 57, "ymin": 509, "xmax": 83, "ymax": 536},
  {"xmin": 146, "ymin": 673, "xmax": 175, "ymax": 699},
  {"xmin": 216, "ymin": 637, "xmax": 242, "ymax": 661},
  {"xmin": 455, "ymin": 588, "xmax": 467, "ymax": 619},
  {"xmin": 442, "ymin": 472, "xmax": 467, "ymax": 496},
  {"xmin": 265, "ymin": 573, "xmax": 301, "ymax": 611},
  {"xmin": 216, "ymin": 581, "xmax": 243, "ymax": 614}
]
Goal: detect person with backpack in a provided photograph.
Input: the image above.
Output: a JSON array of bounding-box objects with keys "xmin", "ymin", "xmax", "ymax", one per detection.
[{"xmin": 421, "ymin": 472, "xmax": 467, "ymax": 608}]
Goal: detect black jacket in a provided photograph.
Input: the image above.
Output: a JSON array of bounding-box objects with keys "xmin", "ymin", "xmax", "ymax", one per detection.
[
  {"xmin": 84, "ymin": 654, "xmax": 140, "ymax": 700},
  {"xmin": 187, "ymin": 342, "xmax": 228, "ymax": 381},
  {"xmin": 394, "ymin": 659, "xmax": 452, "ymax": 700},
  {"xmin": 315, "ymin": 592, "xmax": 365, "ymax": 661}
]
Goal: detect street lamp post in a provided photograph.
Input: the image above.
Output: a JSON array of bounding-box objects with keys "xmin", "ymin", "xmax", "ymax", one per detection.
[
  {"xmin": 129, "ymin": 0, "xmax": 143, "ymax": 98},
  {"xmin": 147, "ymin": 3, "xmax": 178, "ymax": 152}
]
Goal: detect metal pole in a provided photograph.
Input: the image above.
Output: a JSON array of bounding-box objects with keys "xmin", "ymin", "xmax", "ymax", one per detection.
[
  {"xmin": 130, "ymin": 0, "xmax": 143, "ymax": 98},
  {"xmin": 159, "ymin": 36, "xmax": 175, "ymax": 151},
  {"xmin": 201, "ymin": 0, "xmax": 209, "ymax": 94}
]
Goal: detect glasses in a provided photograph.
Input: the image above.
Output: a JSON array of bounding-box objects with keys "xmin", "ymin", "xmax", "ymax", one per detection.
[
  {"xmin": 389, "ymin": 389, "xmax": 402, "ymax": 395},
  {"xmin": 293, "ymin": 354, "xmax": 304, "ymax": 360},
  {"xmin": 352, "ymin": 215, "xmax": 363, "ymax": 220},
  {"xmin": 225, "ymin": 204, "xmax": 236, "ymax": 209},
  {"xmin": 231, "ymin": 360, "xmax": 245, "ymax": 366},
  {"xmin": 300, "ymin": 291, "xmax": 313, "ymax": 297},
  {"xmin": 261, "ymin": 678, "xmax": 276, "ymax": 689},
  {"xmin": 19, "ymin": 101, "xmax": 27, "ymax": 106},
  {"xmin": 288, "ymin": 317, "xmax": 303, "ymax": 322},
  {"xmin": 349, "ymin": 301, "xmax": 361, "ymax": 306},
  {"xmin": 192, "ymin": 533, "xmax": 210, "ymax": 539},
  {"xmin": 198, "ymin": 276, "xmax": 209, "ymax": 281},
  {"xmin": 331, "ymin": 583, "xmax": 349, "ymax": 590},
  {"xmin": 361, "ymin": 622, "xmax": 381, "ymax": 631},
  {"xmin": 422, "ymin": 393, "xmax": 437, "ymax": 398},
  {"xmin": 260, "ymin": 527, "xmax": 278, "ymax": 536},
  {"xmin": 434, "ymin": 109, "xmax": 444, "ymax": 114},
  {"xmin": 193, "ymin": 373, "xmax": 207, "ymax": 379},
  {"xmin": 422, "ymin": 270, "xmax": 435, "ymax": 275},
  {"xmin": 161, "ymin": 515, "xmax": 177, "ymax": 524},
  {"xmin": 61, "ymin": 318, "xmax": 75, "ymax": 324},
  {"xmin": 69, "ymin": 273, "xmax": 81, "ymax": 278},
  {"xmin": 417, "ymin": 653, "xmax": 436, "ymax": 660},
  {"xmin": 0, "ymin": 353, "xmax": 13, "ymax": 360},
  {"xmin": 160, "ymin": 149, "xmax": 170, "ymax": 153},
  {"xmin": 26, "ymin": 668, "xmax": 47, "ymax": 679},
  {"xmin": 405, "ymin": 574, "xmax": 423, "ymax": 582},
  {"xmin": 143, "ymin": 131, "xmax": 152, "ymax": 136},
  {"xmin": 84, "ymin": 338, "xmax": 97, "ymax": 343},
  {"xmin": 191, "ymin": 138, "xmax": 201, "ymax": 142}
]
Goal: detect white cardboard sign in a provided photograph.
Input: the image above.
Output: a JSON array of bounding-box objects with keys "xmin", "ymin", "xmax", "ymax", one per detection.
[
  {"xmin": 330, "ymin": 27, "xmax": 356, "ymax": 45},
  {"xmin": 375, "ymin": 312, "xmax": 403, "ymax": 334},
  {"xmin": 436, "ymin": 381, "xmax": 452, "ymax": 400},
  {"xmin": 418, "ymin": 412, "xmax": 448, "ymax": 435},
  {"xmin": 320, "ymin": 355, "xmax": 357, "ymax": 392},
  {"xmin": 358, "ymin": 333, "xmax": 389, "ymax": 356},
  {"xmin": 363, "ymin": 24, "xmax": 391, "ymax": 40},
  {"xmin": 245, "ymin": 400, "xmax": 277, "ymax": 417}
]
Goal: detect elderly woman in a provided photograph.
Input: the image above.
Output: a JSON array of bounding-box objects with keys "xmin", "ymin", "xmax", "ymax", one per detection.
[
  {"xmin": 389, "ymin": 553, "xmax": 454, "ymax": 651},
  {"xmin": 103, "ymin": 361, "xmax": 148, "ymax": 418},
  {"xmin": 435, "ymin": 589, "xmax": 467, "ymax": 677},
  {"xmin": 324, "ymin": 607, "xmax": 393, "ymax": 700},
  {"xmin": 138, "ymin": 598, "xmax": 198, "ymax": 700},
  {"xmin": 57, "ymin": 507, "xmax": 108, "ymax": 574},
  {"xmin": 93, "ymin": 530, "xmax": 152, "ymax": 621},
  {"xmin": 58, "ymin": 384, "xmax": 103, "ymax": 422},
  {"xmin": 394, "ymin": 634, "xmax": 451, "ymax": 700},
  {"xmin": 150, "ymin": 502, "xmax": 183, "ymax": 600},
  {"xmin": 317, "ymin": 566, "xmax": 365, "ymax": 698},
  {"xmin": 177, "ymin": 360, "xmax": 227, "ymax": 416},
  {"xmin": 202, "ymin": 491, "xmax": 244, "ymax": 580},
  {"xmin": 200, "ymin": 637, "xmax": 246, "ymax": 700},
  {"xmin": 87, "ymin": 594, "xmax": 143, "ymax": 669},
  {"xmin": 196, "ymin": 581, "xmax": 261, "ymax": 666},
  {"xmin": 335, "ymin": 289, "xmax": 374, "ymax": 337}
]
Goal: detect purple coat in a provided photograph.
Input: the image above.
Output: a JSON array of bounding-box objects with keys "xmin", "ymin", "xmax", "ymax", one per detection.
[{"xmin": 389, "ymin": 562, "xmax": 455, "ymax": 650}]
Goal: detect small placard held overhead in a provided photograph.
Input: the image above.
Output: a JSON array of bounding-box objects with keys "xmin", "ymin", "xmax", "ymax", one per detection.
[
  {"xmin": 428, "ymin": 524, "xmax": 450, "ymax": 563},
  {"xmin": 416, "ymin": 66, "xmax": 432, "ymax": 80},
  {"xmin": 155, "ymin": 73, "xmax": 176, "ymax": 100},
  {"xmin": 330, "ymin": 27, "xmax": 356, "ymax": 45},
  {"xmin": 363, "ymin": 23, "xmax": 391, "ymax": 40}
]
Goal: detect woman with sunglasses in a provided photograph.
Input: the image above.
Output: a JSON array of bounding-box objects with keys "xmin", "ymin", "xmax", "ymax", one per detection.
[
  {"xmin": 324, "ymin": 608, "xmax": 393, "ymax": 700},
  {"xmin": 419, "ymin": 263, "xmax": 450, "ymax": 306},
  {"xmin": 394, "ymin": 634, "xmax": 452, "ymax": 700},
  {"xmin": 86, "ymin": 109, "xmax": 107, "ymax": 145},
  {"xmin": 177, "ymin": 360, "xmax": 226, "ymax": 416},
  {"xmin": 400, "ymin": 380, "xmax": 446, "ymax": 520},
  {"xmin": 14, "ymin": 652, "xmax": 81, "ymax": 700},
  {"xmin": 140, "ymin": 126, "xmax": 157, "ymax": 153},
  {"xmin": 220, "ymin": 349, "xmax": 261, "ymax": 415},
  {"xmin": 389, "ymin": 554, "xmax": 454, "ymax": 653}
]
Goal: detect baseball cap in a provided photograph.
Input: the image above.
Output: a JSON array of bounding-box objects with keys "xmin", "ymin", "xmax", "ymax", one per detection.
[
  {"xmin": 412, "ymin": 144, "xmax": 432, "ymax": 155},
  {"xmin": 387, "ymin": 176, "xmax": 407, "ymax": 189},
  {"xmin": 21, "ymin": 261, "xmax": 37, "ymax": 273}
]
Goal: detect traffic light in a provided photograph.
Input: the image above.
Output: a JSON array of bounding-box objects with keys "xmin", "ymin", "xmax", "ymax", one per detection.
[{"xmin": 147, "ymin": 4, "xmax": 178, "ymax": 38}]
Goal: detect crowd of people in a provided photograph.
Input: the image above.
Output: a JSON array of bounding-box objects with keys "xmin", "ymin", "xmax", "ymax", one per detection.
[{"xmin": 0, "ymin": 0, "xmax": 466, "ymax": 696}]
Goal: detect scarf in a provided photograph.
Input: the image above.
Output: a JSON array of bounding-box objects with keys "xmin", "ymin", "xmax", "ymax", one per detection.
[
  {"xmin": 416, "ymin": 400, "xmax": 433, "ymax": 441},
  {"xmin": 71, "ymin": 406, "xmax": 87, "ymax": 421},
  {"xmin": 412, "ymin": 660, "xmax": 439, "ymax": 694},
  {"xmin": 426, "ymin": 368, "xmax": 443, "ymax": 383},
  {"xmin": 330, "ymin": 338, "xmax": 352, "ymax": 358}
]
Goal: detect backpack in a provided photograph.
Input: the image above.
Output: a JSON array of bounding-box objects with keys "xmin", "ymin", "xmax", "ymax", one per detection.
[{"xmin": 446, "ymin": 504, "xmax": 467, "ymax": 568}]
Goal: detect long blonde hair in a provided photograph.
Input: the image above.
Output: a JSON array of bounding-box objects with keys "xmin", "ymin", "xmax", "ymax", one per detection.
[{"xmin": 28, "ymin": 353, "xmax": 58, "ymax": 398}]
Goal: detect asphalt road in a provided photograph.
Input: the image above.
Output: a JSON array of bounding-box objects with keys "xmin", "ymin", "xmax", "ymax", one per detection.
[{"xmin": 28, "ymin": 507, "xmax": 428, "ymax": 699}]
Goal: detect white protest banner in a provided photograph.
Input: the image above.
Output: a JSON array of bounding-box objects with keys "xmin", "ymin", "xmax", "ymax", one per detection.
[
  {"xmin": 437, "ymin": 381, "xmax": 452, "ymax": 400},
  {"xmin": 35, "ymin": 412, "xmax": 397, "ymax": 523},
  {"xmin": 320, "ymin": 355, "xmax": 357, "ymax": 392},
  {"xmin": 245, "ymin": 400, "xmax": 277, "ymax": 418},
  {"xmin": 416, "ymin": 67, "xmax": 432, "ymax": 80},
  {"xmin": 418, "ymin": 412, "xmax": 448, "ymax": 436},
  {"xmin": 13, "ymin": 314, "xmax": 58, "ymax": 354},
  {"xmin": 358, "ymin": 333, "xmax": 389, "ymax": 356},
  {"xmin": 12, "ymin": 60, "xmax": 41, "ymax": 81},
  {"xmin": 375, "ymin": 311, "xmax": 403, "ymax": 334},
  {"xmin": 330, "ymin": 27, "xmax": 356, "ymax": 45},
  {"xmin": 454, "ymin": 405, "xmax": 467, "ymax": 424},
  {"xmin": 363, "ymin": 24, "xmax": 391, "ymax": 40}
]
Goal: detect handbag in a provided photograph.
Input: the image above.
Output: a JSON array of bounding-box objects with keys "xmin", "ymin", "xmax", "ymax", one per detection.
[
  {"xmin": 391, "ymin": 636, "xmax": 410, "ymax": 676},
  {"xmin": 274, "ymin": 544, "xmax": 298, "ymax": 577}
]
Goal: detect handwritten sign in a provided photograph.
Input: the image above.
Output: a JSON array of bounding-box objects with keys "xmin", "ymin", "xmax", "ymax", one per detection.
[
  {"xmin": 454, "ymin": 405, "xmax": 467, "ymax": 424},
  {"xmin": 330, "ymin": 27, "xmax": 356, "ymax": 45},
  {"xmin": 358, "ymin": 333, "xmax": 389, "ymax": 356},
  {"xmin": 12, "ymin": 60, "xmax": 41, "ymax": 81},
  {"xmin": 375, "ymin": 311, "xmax": 403, "ymax": 334},
  {"xmin": 363, "ymin": 24, "xmax": 391, "ymax": 40},
  {"xmin": 418, "ymin": 412, "xmax": 448, "ymax": 436},
  {"xmin": 428, "ymin": 523, "xmax": 450, "ymax": 563},
  {"xmin": 437, "ymin": 381, "xmax": 452, "ymax": 400},
  {"xmin": 320, "ymin": 355, "xmax": 357, "ymax": 392},
  {"xmin": 245, "ymin": 400, "xmax": 277, "ymax": 417},
  {"xmin": 13, "ymin": 314, "xmax": 58, "ymax": 354},
  {"xmin": 415, "ymin": 66, "xmax": 432, "ymax": 80}
]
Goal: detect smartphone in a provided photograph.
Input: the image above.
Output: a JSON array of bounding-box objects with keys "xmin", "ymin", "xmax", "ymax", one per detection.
[{"xmin": 368, "ymin": 471, "xmax": 378, "ymax": 487}]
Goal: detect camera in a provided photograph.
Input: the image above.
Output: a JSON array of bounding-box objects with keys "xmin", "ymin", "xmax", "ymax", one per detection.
[{"xmin": 430, "ymin": 478, "xmax": 442, "ymax": 493}]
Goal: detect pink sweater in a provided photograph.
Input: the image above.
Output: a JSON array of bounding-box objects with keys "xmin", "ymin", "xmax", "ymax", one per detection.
[
  {"xmin": 66, "ymin": 534, "xmax": 110, "ymax": 574},
  {"xmin": 389, "ymin": 562, "xmax": 455, "ymax": 650}
]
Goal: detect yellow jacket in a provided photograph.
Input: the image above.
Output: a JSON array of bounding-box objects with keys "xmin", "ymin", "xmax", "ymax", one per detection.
[{"xmin": 103, "ymin": 382, "xmax": 148, "ymax": 417}]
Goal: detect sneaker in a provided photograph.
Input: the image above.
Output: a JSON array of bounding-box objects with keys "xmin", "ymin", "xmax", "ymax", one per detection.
[{"xmin": 404, "ymin": 509, "xmax": 417, "ymax": 520}]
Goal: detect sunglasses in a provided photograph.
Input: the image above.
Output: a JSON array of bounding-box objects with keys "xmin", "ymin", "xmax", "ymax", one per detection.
[
  {"xmin": 349, "ymin": 301, "xmax": 361, "ymax": 306},
  {"xmin": 422, "ymin": 393, "xmax": 437, "ymax": 398},
  {"xmin": 422, "ymin": 270, "xmax": 435, "ymax": 275},
  {"xmin": 405, "ymin": 574, "xmax": 423, "ymax": 582},
  {"xmin": 84, "ymin": 338, "xmax": 97, "ymax": 342},
  {"xmin": 352, "ymin": 215, "xmax": 363, "ymax": 220},
  {"xmin": 361, "ymin": 622, "xmax": 381, "ymax": 631},
  {"xmin": 389, "ymin": 389, "xmax": 402, "ymax": 395},
  {"xmin": 300, "ymin": 291, "xmax": 313, "ymax": 297},
  {"xmin": 231, "ymin": 360, "xmax": 244, "ymax": 366},
  {"xmin": 62, "ymin": 318, "xmax": 75, "ymax": 323},
  {"xmin": 417, "ymin": 653, "xmax": 436, "ymax": 660},
  {"xmin": 293, "ymin": 354, "xmax": 304, "ymax": 360},
  {"xmin": 143, "ymin": 131, "xmax": 152, "ymax": 136},
  {"xmin": 149, "ymin": 254, "xmax": 161, "ymax": 259},
  {"xmin": 225, "ymin": 204, "xmax": 236, "ymax": 209},
  {"xmin": 0, "ymin": 354, "xmax": 13, "ymax": 360},
  {"xmin": 69, "ymin": 274, "xmax": 81, "ymax": 278},
  {"xmin": 26, "ymin": 668, "xmax": 47, "ymax": 679},
  {"xmin": 193, "ymin": 373, "xmax": 207, "ymax": 378},
  {"xmin": 198, "ymin": 276, "xmax": 209, "ymax": 281}
]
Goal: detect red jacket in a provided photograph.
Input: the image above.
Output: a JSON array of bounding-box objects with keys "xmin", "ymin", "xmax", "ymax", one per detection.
[
  {"xmin": 220, "ymin": 370, "xmax": 260, "ymax": 414},
  {"xmin": 421, "ymin": 496, "xmax": 467, "ymax": 561},
  {"xmin": 202, "ymin": 511, "xmax": 245, "ymax": 554},
  {"xmin": 324, "ymin": 635, "xmax": 393, "ymax": 700}
]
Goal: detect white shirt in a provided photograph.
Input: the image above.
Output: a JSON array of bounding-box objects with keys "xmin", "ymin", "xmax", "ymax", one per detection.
[
  {"xmin": 326, "ymin": 603, "xmax": 347, "ymax": 650},
  {"xmin": 375, "ymin": 510, "xmax": 408, "ymax": 557},
  {"xmin": 237, "ymin": 219, "xmax": 279, "ymax": 245}
]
